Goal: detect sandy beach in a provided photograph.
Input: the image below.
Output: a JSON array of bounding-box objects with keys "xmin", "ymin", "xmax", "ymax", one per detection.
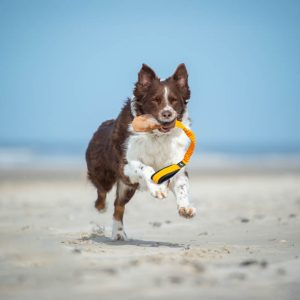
[{"xmin": 0, "ymin": 164, "xmax": 300, "ymax": 300}]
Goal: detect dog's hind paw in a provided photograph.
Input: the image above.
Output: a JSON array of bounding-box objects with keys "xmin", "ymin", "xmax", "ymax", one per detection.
[
  {"xmin": 112, "ymin": 219, "xmax": 127, "ymax": 241},
  {"xmin": 95, "ymin": 197, "xmax": 107, "ymax": 213},
  {"xmin": 112, "ymin": 231, "xmax": 127, "ymax": 241}
]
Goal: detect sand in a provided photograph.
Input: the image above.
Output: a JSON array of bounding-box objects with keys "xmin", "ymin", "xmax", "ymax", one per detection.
[{"xmin": 0, "ymin": 166, "xmax": 300, "ymax": 300}]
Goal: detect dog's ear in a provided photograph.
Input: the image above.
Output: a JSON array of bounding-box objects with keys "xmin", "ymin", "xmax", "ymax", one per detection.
[
  {"xmin": 172, "ymin": 63, "xmax": 190, "ymax": 101},
  {"xmin": 138, "ymin": 64, "xmax": 157, "ymax": 86},
  {"xmin": 134, "ymin": 64, "xmax": 157, "ymax": 98}
]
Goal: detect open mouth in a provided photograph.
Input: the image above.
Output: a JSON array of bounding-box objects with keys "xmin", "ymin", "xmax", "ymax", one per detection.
[{"xmin": 158, "ymin": 119, "xmax": 176, "ymax": 133}]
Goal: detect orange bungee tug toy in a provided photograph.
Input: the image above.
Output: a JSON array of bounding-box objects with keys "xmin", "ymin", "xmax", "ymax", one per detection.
[{"xmin": 131, "ymin": 115, "xmax": 196, "ymax": 184}]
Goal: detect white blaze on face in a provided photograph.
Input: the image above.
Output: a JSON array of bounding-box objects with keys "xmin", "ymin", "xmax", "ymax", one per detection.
[
  {"xmin": 163, "ymin": 86, "xmax": 172, "ymax": 108},
  {"xmin": 163, "ymin": 86, "xmax": 169, "ymax": 105},
  {"xmin": 160, "ymin": 86, "xmax": 176, "ymax": 121}
]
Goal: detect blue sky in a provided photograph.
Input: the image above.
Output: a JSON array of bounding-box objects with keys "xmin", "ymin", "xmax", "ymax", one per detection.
[{"xmin": 0, "ymin": 0, "xmax": 300, "ymax": 151}]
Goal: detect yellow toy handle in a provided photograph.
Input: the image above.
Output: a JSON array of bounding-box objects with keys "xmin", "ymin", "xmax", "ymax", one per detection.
[{"xmin": 151, "ymin": 120, "xmax": 196, "ymax": 184}]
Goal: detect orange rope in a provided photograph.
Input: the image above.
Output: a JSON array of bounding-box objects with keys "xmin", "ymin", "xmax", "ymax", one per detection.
[{"xmin": 175, "ymin": 120, "xmax": 196, "ymax": 165}]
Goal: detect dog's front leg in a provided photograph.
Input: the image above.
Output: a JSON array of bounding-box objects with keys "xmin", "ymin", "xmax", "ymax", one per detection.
[
  {"xmin": 170, "ymin": 171, "xmax": 196, "ymax": 218},
  {"xmin": 124, "ymin": 161, "xmax": 168, "ymax": 199}
]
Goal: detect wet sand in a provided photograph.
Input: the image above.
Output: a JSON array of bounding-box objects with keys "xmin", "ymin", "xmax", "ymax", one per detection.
[{"xmin": 0, "ymin": 167, "xmax": 300, "ymax": 300}]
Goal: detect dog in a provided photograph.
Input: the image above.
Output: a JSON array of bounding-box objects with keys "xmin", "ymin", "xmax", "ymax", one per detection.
[{"xmin": 86, "ymin": 63, "xmax": 196, "ymax": 240}]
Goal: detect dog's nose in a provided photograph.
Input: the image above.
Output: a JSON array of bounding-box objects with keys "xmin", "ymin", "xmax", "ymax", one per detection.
[{"xmin": 162, "ymin": 110, "xmax": 172, "ymax": 119}]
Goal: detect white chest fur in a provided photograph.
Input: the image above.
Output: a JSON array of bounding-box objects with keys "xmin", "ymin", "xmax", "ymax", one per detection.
[{"xmin": 125, "ymin": 113, "xmax": 191, "ymax": 171}]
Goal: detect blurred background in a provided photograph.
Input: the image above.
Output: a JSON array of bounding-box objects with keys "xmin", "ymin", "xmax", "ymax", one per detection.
[{"xmin": 1, "ymin": 0, "xmax": 300, "ymax": 170}]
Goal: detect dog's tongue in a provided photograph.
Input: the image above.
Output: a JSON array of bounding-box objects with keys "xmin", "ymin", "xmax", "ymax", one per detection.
[
  {"xmin": 159, "ymin": 127, "xmax": 171, "ymax": 133},
  {"xmin": 158, "ymin": 120, "xmax": 176, "ymax": 133}
]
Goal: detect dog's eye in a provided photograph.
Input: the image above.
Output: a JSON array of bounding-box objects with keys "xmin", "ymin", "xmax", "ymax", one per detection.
[
  {"xmin": 152, "ymin": 97, "xmax": 161, "ymax": 104},
  {"xmin": 169, "ymin": 97, "xmax": 177, "ymax": 104}
]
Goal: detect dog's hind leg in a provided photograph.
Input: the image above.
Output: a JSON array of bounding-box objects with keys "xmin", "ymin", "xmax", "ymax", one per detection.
[
  {"xmin": 112, "ymin": 181, "xmax": 137, "ymax": 241},
  {"xmin": 88, "ymin": 169, "xmax": 116, "ymax": 212},
  {"xmin": 95, "ymin": 189, "xmax": 107, "ymax": 212}
]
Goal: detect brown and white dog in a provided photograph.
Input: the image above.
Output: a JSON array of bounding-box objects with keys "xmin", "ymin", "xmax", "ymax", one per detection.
[{"xmin": 86, "ymin": 64, "xmax": 196, "ymax": 240}]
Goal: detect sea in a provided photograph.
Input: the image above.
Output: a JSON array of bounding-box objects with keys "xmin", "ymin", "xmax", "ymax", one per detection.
[{"xmin": 1, "ymin": 140, "xmax": 300, "ymax": 172}]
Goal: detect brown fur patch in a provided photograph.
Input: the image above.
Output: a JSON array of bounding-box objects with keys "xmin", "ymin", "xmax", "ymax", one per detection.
[{"xmin": 113, "ymin": 205, "xmax": 125, "ymax": 222}]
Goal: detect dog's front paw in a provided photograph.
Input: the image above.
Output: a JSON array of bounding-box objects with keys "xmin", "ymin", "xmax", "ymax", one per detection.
[
  {"xmin": 178, "ymin": 207, "xmax": 196, "ymax": 219},
  {"xmin": 148, "ymin": 182, "xmax": 168, "ymax": 199}
]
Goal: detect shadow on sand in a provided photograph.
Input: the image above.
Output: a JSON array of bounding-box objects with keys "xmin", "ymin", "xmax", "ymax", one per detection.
[{"xmin": 81, "ymin": 233, "xmax": 184, "ymax": 248}]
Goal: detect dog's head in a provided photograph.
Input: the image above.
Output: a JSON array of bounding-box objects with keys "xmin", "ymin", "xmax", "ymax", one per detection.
[{"xmin": 133, "ymin": 64, "xmax": 190, "ymax": 133}]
